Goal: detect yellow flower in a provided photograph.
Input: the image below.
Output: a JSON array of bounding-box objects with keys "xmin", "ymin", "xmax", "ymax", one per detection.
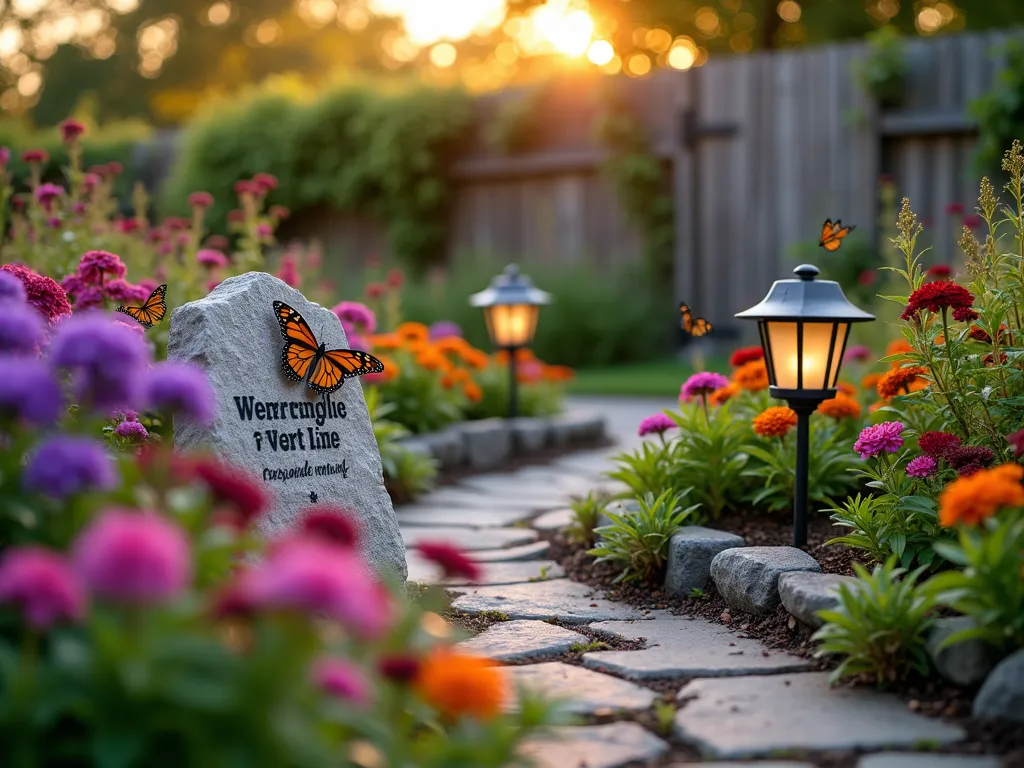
[
  {"xmin": 415, "ymin": 650, "xmax": 506, "ymax": 720},
  {"xmin": 752, "ymin": 406, "xmax": 798, "ymax": 438},
  {"xmin": 938, "ymin": 464, "xmax": 1024, "ymax": 527}
]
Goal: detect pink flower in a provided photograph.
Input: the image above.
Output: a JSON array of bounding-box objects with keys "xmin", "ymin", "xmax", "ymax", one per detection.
[
  {"xmin": 107, "ymin": 161, "xmax": 124, "ymax": 176},
  {"xmin": 114, "ymin": 419, "xmax": 149, "ymax": 441},
  {"xmin": 301, "ymin": 506, "xmax": 360, "ymax": 549},
  {"xmin": 276, "ymin": 253, "xmax": 300, "ymax": 287},
  {"xmin": 82, "ymin": 173, "xmax": 101, "ymax": 192},
  {"xmin": 312, "ymin": 657, "xmax": 369, "ymax": 705},
  {"xmin": 0, "ymin": 147, "xmax": 9, "ymax": 168},
  {"xmin": 21, "ymin": 149, "xmax": 48, "ymax": 164},
  {"xmin": 256, "ymin": 223, "xmax": 273, "ymax": 239},
  {"xmin": 234, "ymin": 180, "xmax": 260, "ymax": 197},
  {"xmin": 227, "ymin": 210, "xmax": 246, "ymax": 224},
  {"xmin": 1, "ymin": 264, "xmax": 72, "ymax": 324},
  {"xmin": 0, "ymin": 548, "xmax": 85, "ymax": 629},
  {"xmin": 164, "ymin": 217, "xmax": 190, "ymax": 231},
  {"xmin": 253, "ymin": 173, "xmax": 279, "ymax": 193},
  {"xmin": 944, "ymin": 202, "xmax": 964, "ymax": 216},
  {"xmin": 60, "ymin": 119, "xmax": 86, "ymax": 144},
  {"xmin": 637, "ymin": 412, "xmax": 677, "ymax": 437},
  {"xmin": 844, "ymin": 345, "xmax": 871, "ymax": 362},
  {"xmin": 906, "ymin": 455, "xmax": 937, "ymax": 478},
  {"xmin": 205, "ymin": 235, "xmax": 229, "ymax": 250},
  {"xmin": 77, "ymin": 250, "xmax": 127, "ymax": 285},
  {"xmin": 196, "ymin": 249, "xmax": 229, "ymax": 269},
  {"xmin": 188, "ymin": 191, "xmax": 214, "ymax": 209},
  {"xmin": 269, "ymin": 205, "xmax": 290, "ymax": 220},
  {"xmin": 680, "ymin": 371, "xmax": 730, "ymax": 400},
  {"xmin": 104, "ymin": 279, "xmax": 150, "ymax": 304},
  {"xmin": 1008, "ymin": 428, "xmax": 1024, "ymax": 458},
  {"xmin": 331, "ymin": 301, "xmax": 377, "ymax": 334},
  {"xmin": 73, "ymin": 510, "xmax": 191, "ymax": 603},
  {"xmin": 854, "ymin": 421, "xmax": 905, "ymax": 460},
  {"xmin": 35, "ymin": 183, "xmax": 63, "ymax": 209}
]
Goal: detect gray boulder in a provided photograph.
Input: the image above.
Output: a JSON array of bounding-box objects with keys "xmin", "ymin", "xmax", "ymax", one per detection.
[
  {"xmin": 510, "ymin": 417, "xmax": 548, "ymax": 454},
  {"xmin": 711, "ymin": 546, "xmax": 821, "ymax": 615},
  {"xmin": 973, "ymin": 648, "xmax": 1024, "ymax": 723},
  {"xmin": 664, "ymin": 526, "xmax": 746, "ymax": 597},
  {"xmin": 778, "ymin": 572, "xmax": 859, "ymax": 629},
  {"xmin": 926, "ymin": 617, "xmax": 1000, "ymax": 687}
]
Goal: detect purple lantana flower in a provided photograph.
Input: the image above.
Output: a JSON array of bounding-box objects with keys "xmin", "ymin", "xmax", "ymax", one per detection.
[
  {"xmin": 681, "ymin": 371, "xmax": 730, "ymax": 401},
  {"xmin": 906, "ymin": 455, "xmax": 937, "ymax": 478},
  {"xmin": 143, "ymin": 362, "xmax": 215, "ymax": 425},
  {"xmin": 853, "ymin": 421, "xmax": 905, "ymax": 460},
  {"xmin": 0, "ymin": 302, "xmax": 46, "ymax": 355},
  {"xmin": 49, "ymin": 312, "xmax": 151, "ymax": 411},
  {"xmin": 24, "ymin": 436, "xmax": 118, "ymax": 498},
  {"xmin": 638, "ymin": 412, "xmax": 676, "ymax": 437},
  {"xmin": 0, "ymin": 271, "xmax": 27, "ymax": 304},
  {"xmin": 114, "ymin": 419, "xmax": 149, "ymax": 441},
  {"xmin": 429, "ymin": 321, "xmax": 462, "ymax": 340},
  {"xmin": 0, "ymin": 356, "xmax": 63, "ymax": 424}
]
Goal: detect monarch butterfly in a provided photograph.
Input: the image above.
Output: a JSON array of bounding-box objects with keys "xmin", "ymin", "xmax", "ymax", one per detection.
[
  {"xmin": 819, "ymin": 219, "xmax": 855, "ymax": 252},
  {"xmin": 680, "ymin": 302, "xmax": 713, "ymax": 337},
  {"xmin": 273, "ymin": 301, "xmax": 384, "ymax": 396},
  {"xmin": 116, "ymin": 284, "xmax": 167, "ymax": 329}
]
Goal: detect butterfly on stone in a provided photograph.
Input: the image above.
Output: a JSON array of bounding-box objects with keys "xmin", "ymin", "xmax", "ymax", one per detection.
[
  {"xmin": 680, "ymin": 302, "xmax": 712, "ymax": 337},
  {"xmin": 273, "ymin": 301, "xmax": 384, "ymax": 396},
  {"xmin": 117, "ymin": 284, "xmax": 167, "ymax": 329},
  {"xmin": 819, "ymin": 219, "xmax": 855, "ymax": 252}
]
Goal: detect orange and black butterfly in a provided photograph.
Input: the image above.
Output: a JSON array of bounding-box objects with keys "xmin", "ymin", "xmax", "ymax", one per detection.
[
  {"xmin": 680, "ymin": 302, "xmax": 712, "ymax": 337},
  {"xmin": 273, "ymin": 301, "xmax": 384, "ymax": 396},
  {"xmin": 819, "ymin": 219, "xmax": 855, "ymax": 252},
  {"xmin": 117, "ymin": 284, "xmax": 167, "ymax": 329}
]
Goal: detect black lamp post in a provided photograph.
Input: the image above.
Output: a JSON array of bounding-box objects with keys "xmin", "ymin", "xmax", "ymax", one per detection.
[
  {"xmin": 470, "ymin": 264, "xmax": 551, "ymax": 419},
  {"xmin": 735, "ymin": 264, "xmax": 875, "ymax": 547}
]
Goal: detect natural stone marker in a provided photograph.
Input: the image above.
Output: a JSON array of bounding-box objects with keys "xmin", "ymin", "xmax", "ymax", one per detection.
[
  {"xmin": 583, "ymin": 615, "xmax": 810, "ymax": 679},
  {"xmin": 458, "ymin": 620, "xmax": 588, "ymax": 662},
  {"xmin": 664, "ymin": 526, "xmax": 746, "ymax": 597},
  {"xmin": 168, "ymin": 272, "xmax": 406, "ymax": 578},
  {"xmin": 451, "ymin": 579, "xmax": 644, "ymax": 623},
  {"xmin": 674, "ymin": 672, "xmax": 964, "ymax": 758},
  {"xmin": 973, "ymin": 648, "xmax": 1024, "ymax": 723},
  {"xmin": 778, "ymin": 571, "xmax": 860, "ymax": 629},
  {"xmin": 711, "ymin": 546, "xmax": 820, "ymax": 615},
  {"xmin": 520, "ymin": 722, "xmax": 668, "ymax": 768},
  {"xmin": 857, "ymin": 754, "xmax": 1003, "ymax": 768},
  {"xmin": 926, "ymin": 617, "xmax": 999, "ymax": 687},
  {"xmin": 506, "ymin": 662, "xmax": 657, "ymax": 714}
]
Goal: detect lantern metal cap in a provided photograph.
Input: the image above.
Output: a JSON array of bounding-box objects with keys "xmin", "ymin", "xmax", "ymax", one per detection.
[
  {"xmin": 470, "ymin": 264, "xmax": 552, "ymax": 308},
  {"xmin": 734, "ymin": 263, "xmax": 874, "ymax": 322}
]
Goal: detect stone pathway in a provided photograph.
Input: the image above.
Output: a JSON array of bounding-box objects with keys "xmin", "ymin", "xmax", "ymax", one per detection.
[{"xmin": 400, "ymin": 398, "xmax": 984, "ymax": 767}]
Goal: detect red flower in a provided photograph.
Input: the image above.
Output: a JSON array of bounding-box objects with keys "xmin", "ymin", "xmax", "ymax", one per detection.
[
  {"xmin": 365, "ymin": 283, "xmax": 385, "ymax": 300},
  {"xmin": 378, "ymin": 655, "xmax": 421, "ymax": 682},
  {"xmin": 269, "ymin": 205, "xmax": 290, "ymax": 220},
  {"xmin": 946, "ymin": 445, "xmax": 995, "ymax": 475},
  {"xmin": 964, "ymin": 214, "xmax": 983, "ymax": 230},
  {"xmin": 107, "ymin": 161, "xmax": 124, "ymax": 175},
  {"xmin": 253, "ymin": 173, "xmax": 279, "ymax": 193},
  {"xmin": 1008, "ymin": 429, "xmax": 1024, "ymax": 458},
  {"xmin": 953, "ymin": 307, "xmax": 979, "ymax": 322},
  {"xmin": 944, "ymin": 203, "xmax": 964, "ymax": 216},
  {"xmin": 300, "ymin": 506, "xmax": 360, "ymax": 549},
  {"xmin": 983, "ymin": 352, "xmax": 1009, "ymax": 366},
  {"xmin": 926, "ymin": 264, "xmax": 952, "ymax": 280},
  {"xmin": 415, "ymin": 541, "xmax": 481, "ymax": 582},
  {"xmin": 20, "ymin": 149, "xmax": 48, "ymax": 164},
  {"xmin": 1, "ymin": 264, "xmax": 72, "ymax": 325},
  {"xmin": 188, "ymin": 191, "xmax": 214, "ymax": 209},
  {"xmin": 59, "ymin": 119, "xmax": 86, "ymax": 144},
  {"xmin": 386, "ymin": 268, "xmax": 404, "ymax": 289},
  {"xmin": 858, "ymin": 269, "xmax": 877, "ymax": 286},
  {"xmin": 227, "ymin": 210, "xmax": 245, "ymax": 223},
  {"xmin": 900, "ymin": 281, "xmax": 975, "ymax": 321},
  {"xmin": 968, "ymin": 325, "xmax": 992, "ymax": 343},
  {"xmin": 193, "ymin": 460, "xmax": 271, "ymax": 528},
  {"xmin": 918, "ymin": 431, "xmax": 961, "ymax": 459},
  {"xmin": 729, "ymin": 346, "xmax": 764, "ymax": 367},
  {"xmin": 234, "ymin": 180, "xmax": 260, "ymax": 197},
  {"xmin": 205, "ymin": 235, "xmax": 229, "ymax": 250}
]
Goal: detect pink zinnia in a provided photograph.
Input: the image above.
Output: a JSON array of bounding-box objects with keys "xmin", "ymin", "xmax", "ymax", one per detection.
[
  {"xmin": 234, "ymin": 180, "xmax": 260, "ymax": 197},
  {"xmin": 853, "ymin": 421, "xmax": 905, "ymax": 459},
  {"xmin": 72, "ymin": 510, "xmax": 191, "ymax": 604},
  {"xmin": 188, "ymin": 191, "xmax": 214, "ymax": 209},
  {"xmin": 60, "ymin": 119, "xmax": 86, "ymax": 143},
  {"xmin": 82, "ymin": 173, "xmax": 101, "ymax": 193},
  {"xmin": 844, "ymin": 345, "xmax": 871, "ymax": 363},
  {"xmin": 77, "ymin": 250, "xmax": 127, "ymax": 285},
  {"xmin": 637, "ymin": 412, "xmax": 677, "ymax": 437},
  {"xmin": 906, "ymin": 455, "xmax": 937, "ymax": 478},
  {"xmin": 331, "ymin": 301, "xmax": 377, "ymax": 334},
  {"xmin": 415, "ymin": 541, "xmax": 482, "ymax": 582},
  {"xmin": 0, "ymin": 547, "xmax": 85, "ymax": 629},
  {"xmin": 197, "ymin": 249, "xmax": 229, "ymax": 268},
  {"xmin": 114, "ymin": 419, "xmax": 149, "ymax": 441},
  {"xmin": 312, "ymin": 657, "xmax": 369, "ymax": 705},
  {"xmin": 257, "ymin": 223, "xmax": 273, "ymax": 239},
  {"xmin": 21, "ymin": 148, "xmax": 48, "ymax": 164},
  {"xmin": 681, "ymin": 371, "xmax": 730, "ymax": 400},
  {"xmin": 35, "ymin": 183, "xmax": 64, "ymax": 209},
  {"xmin": 301, "ymin": 506, "xmax": 360, "ymax": 549},
  {"xmin": 253, "ymin": 173, "xmax": 279, "ymax": 193}
]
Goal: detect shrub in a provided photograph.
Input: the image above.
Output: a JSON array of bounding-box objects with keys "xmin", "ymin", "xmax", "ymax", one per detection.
[
  {"xmin": 588, "ymin": 490, "xmax": 699, "ymax": 584},
  {"xmin": 972, "ymin": 38, "xmax": 1024, "ymax": 174},
  {"xmin": 813, "ymin": 559, "xmax": 935, "ymax": 686},
  {"xmin": 605, "ymin": 441, "xmax": 676, "ymax": 502}
]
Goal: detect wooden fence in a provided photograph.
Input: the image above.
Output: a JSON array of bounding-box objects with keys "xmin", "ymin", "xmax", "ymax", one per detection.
[{"xmin": 268, "ymin": 31, "xmax": 1017, "ymax": 334}]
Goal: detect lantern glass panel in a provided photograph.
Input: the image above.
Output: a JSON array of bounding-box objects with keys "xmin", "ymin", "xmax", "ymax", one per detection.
[
  {"xmin": 766, "ymin": 321, "xmax": 847, "ymax": 390},
  {"xmin": 485, "ymin": 304, "xmax": 539, "ymax": 348}
]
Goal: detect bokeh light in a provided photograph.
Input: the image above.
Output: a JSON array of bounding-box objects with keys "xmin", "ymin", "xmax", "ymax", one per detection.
[
  {"xmin": 587, "ymin": 39, "xmax": 615, "ymax": 66},
  {"xmin": 626, "ymin": 52, "xmax": 651, "ymax": 77},
  {"xmin": 777, "ymin": 1, "xmax": 802, "ymax": 23},
  {"xmin": 429, "ymin": 42, "xmax": 458, "ymax": 68}
]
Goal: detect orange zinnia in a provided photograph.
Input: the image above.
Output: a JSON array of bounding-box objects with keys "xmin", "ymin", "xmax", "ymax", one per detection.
[
  {"xmin": 752, "ymin": 406, "xmax": 798, "ymax": 438},
  {"xmin": 367, "ymin": 333, "xmax": 403, "ymax": 351},
  {"xmin": 463, "ymin": 380, "xmax": 483, "ymax": 403},
  {"xmin": 877, "ymin": 366, "xmax": 928, "ymax": 398},
  {"xmin": 885, "ymin": 339, "xmax": 914, "ymax": 367},
  {"xmin": 938, "ymin": 463, "xmax": 1024, "ymax": 527},
  {"xmin": 372, "ymin": 354, "xmax": 400, "ymax": 383},
  {"xmin": 460, "ymin": 348, "xmax": 490, "ymax": 370},
  {"xmin": 732, "ymin": 360, "xmax": 769, "ymax": 392},
  {"xmin": 415, "ymin": 649, "xmax": 507, "ymax": 720},
  {"xmin": 861, "ymin": 372, "xmax": 883, "ymax": 390},
  {"xmin": 543, "ymin": 364, "xmax": 575, "ymax": 383},
  {"xmin": 396, "ymin": 322, "xmax": 429, "ymax": 345},
  {"xmin": 836, "ymin": 381, "xmax": 857, "ymax": 398},
  {"xmin": 817, "ymin": 393, "xmax": 862, "ymax": 419},
  {"xmin": 709, "ymin": 382, "xmax": 739, "ymax": 406},
  {"xmin": 416, "ymin": 348, "xmax": 452, "ymax": 373}
]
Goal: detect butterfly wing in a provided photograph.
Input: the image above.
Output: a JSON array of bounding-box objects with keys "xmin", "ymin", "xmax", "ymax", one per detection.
[
  {"xmin": 117, "ymin": 284, "xmax": 168, "ymax": 329},
  {"xmin": 308, "ymin": 349, "xmax": 385, "ymax": 395},
  {"xmin": 274, "ymin": 301, "xmax": 321, "ymax": 383},
  {"xmin": 680, "ymin": 302, "xmax": 694, "ymax": 333},
  {"xmin": 690, "ymin": 319, "xmax": 713, "ymax": 337},
  {"xmin": 819, "ymin": 219, "xmax": 855, "ymax": 251}
]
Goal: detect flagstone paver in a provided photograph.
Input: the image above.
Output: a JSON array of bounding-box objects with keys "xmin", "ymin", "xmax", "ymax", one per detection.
[
  {"xmin": 857, "ymin": 754, "xmax": 1003, "ymax": 768},
  {"xmin": 406, "ymin": 555, "xmax": 564, "ymax": 586},
  {"xmin": 395, "ymin": 505, "xmax": 534, "ymax": 528},
  {"xmin": 414, "ymin": 487, "xmax": 549, "ymax": 511},
  {"xmin": 399, "ymin": 526, "xmax": 537, "ymax": 551},
  {"xmin": 583, "ymin": 615, "xmax": 811, "ymax": 679},
  {"xmin": 531, "ymin": 507, "xmax": 575, "ymax": 531},
  {"xmin": 671, "ymin": 763, "xmax": 816, "ymax": 768},
  {"xmin": 520, "ymin": 722, "xmax": 669, "ymax": 768},
  {"xmin": 674, "ymin": 672, "xmax": 965, "ymax": 758},
  {"xmin": 506, "ymin": 662, "xmax": 657, "ymax": 714},
  {"xmin": 470, "ymin": 540, "xmax": 551, "ymax": 562},
  {"xmin": 451, "ymin": 579, "xmax": 645, "ymax": 623},
  {"xmin": 457, "ymin": 620, "xmax": 588, "ymax": 662}
]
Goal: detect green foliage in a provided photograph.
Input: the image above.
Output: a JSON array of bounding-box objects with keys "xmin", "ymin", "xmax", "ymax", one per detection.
[
  {"xmin": 813, "ymin": 559, "xmax": 936, "ymax": 686},
  {"xmin": 853, "ymin": 26, "xmax": 908, "ymax": 106},
  {"xmin": 972, "ymin": 38, "xmax": 1024, "ymax": 173},
  {"xmin": 926, "ymin": 514, "xmax": 1024, "ymax": 653},
  {"xmin": 463, "ymin": 364, "xmax": 562, "ymax": 421},
  {"xmin": 743, "ymin": 420, "xmax": 861, "ymax": 514},
  {"xmin": 605, "ymin": 441, "xmax": 676, "ymax": 502},
  {"xmin": 589, "ymin": 490, "xmax": 699, "ymax": 584},
  {"xmin": 566, "ymin": 491, "xmax": 611, "ymax": 546},
  {"xmin": 367, "ymin": 388, "xmax": 439, "ymax": 503},
  {"xmin": 162, "ymin": 81, "xmax": 472, "ymax": 273},
  {"xmin": 371, "ymin": 357, "xmax": 464, "ymax": 435}
]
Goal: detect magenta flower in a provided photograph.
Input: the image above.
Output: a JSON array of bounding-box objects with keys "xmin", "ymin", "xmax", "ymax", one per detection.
[
  {"xmin": 854, "ymin": 421, "xmax": 905, "ymax": 460},
  {"xmin": 637, "ymin": 412, "xmax": 677, "ymax": 437},
  {"xmin": 681, "ymin": 371, "xmax": 730, "ymax": 400},
  {"xmin": 0, "ymin": 356, "xmax": 63, "ymax": 424},
  {"xmin": 188, "ymin": 191, "xmax": 214, "ymax": 209},
  {"xmin": 59, "ymin": 118, "xmax": 86, "ymax": 143},
  {"xmin": 77, "ymin": 250, "xmax": 127, "ymax": 285},
  {"xmin": 82, "ymin": 173, "xmax": 101, "ymax": 193},
  {"xmin": 196, "ymin": 249, "xmax": 229, "ymax": 269},
  {"xmin": 143, "ymin": 362, "xmax": 216, "ymax": 425},
  {"xmin": 0, "ymin": 146, "xmax": 9, "ymax": 167},
  {"xmin": 73, "ymin": 510, "xmax": 191, "ymax": 603},
  {"xmin": 35, "ymin": 183, "xmax": 64, "ymax": 209},
  {"xmin": 114, "ymin": 419, "xmax": 149, "ymax": 441},
  {"xmin": 24, "ymin": 436, "xmax": 118, "ymax": 498},
  {"xmin": 312, "ymin": 657, "xmax": 369, "ymax": 705},
  {"xmin": 1, "ymin": 264, "xmax": 72, "ymax": 324},
  {"xmin": 331, "ymin": 301, "xmax": 377, "ymax": 334},
  {"xmin": 429, "ymin": 321, "xmax": 462, "ymax": 340},
  {"xmin": 843, "ymin": 345, "xmax": 871, "ymax": 363},
  {"xmin": 906, "ymin": 455, "xmax": 937, "ymax": 478},
  {"xmin": 105, "ymin": 279, "xmax": 150, "ymax": 304},
  {"xmin": 0, "ymin": 548, "xmax": 85, "ymax": 629}
]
